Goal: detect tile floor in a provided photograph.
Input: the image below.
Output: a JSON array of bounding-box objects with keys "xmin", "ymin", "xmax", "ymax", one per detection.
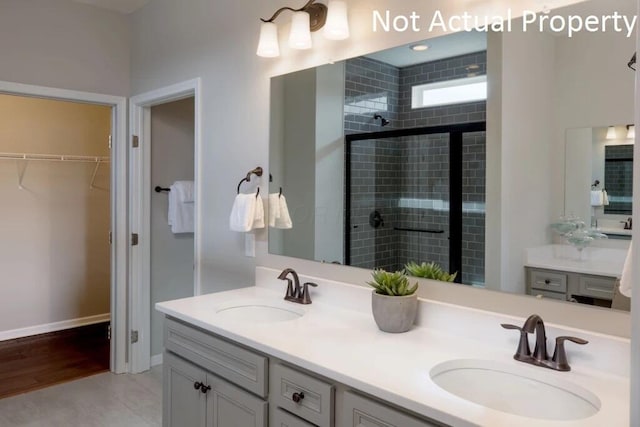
[{"xmin": 0, "ymin": 366, "xmax": 163, "ymax": 427}]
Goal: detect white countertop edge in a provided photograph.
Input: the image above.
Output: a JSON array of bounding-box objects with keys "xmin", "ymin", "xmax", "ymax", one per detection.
[
  {"xmin": 524, "ymin": 261, "xmax": 621, "ymax": 277},
  {"xmin": 156, "ymin": 285, "xmax": 629, "ymax": 427}
]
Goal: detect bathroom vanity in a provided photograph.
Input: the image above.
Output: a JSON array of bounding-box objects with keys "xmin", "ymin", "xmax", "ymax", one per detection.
[
  {"xmin": 524, "ymin": 245, "xmax": 628, "ymax": 308},
  {"xmin": 156, "ymin": 267, "xmax": 630, "ymax": 427}
]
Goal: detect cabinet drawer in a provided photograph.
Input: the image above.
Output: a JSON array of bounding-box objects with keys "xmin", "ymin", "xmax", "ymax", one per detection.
[
  {"xmin": 273, "ymin": 408, "xmax": 315, "ymax": 427},
  {"xmin": 576, "ymin": 275, "xmax": 615, "ymax": 300},
  {"xmin": 164, "ymin": 317, "xmax": 268, "ymax": 397},
  {"xmin": 530, "ymin": 270, "xmax": 567, "ymax": 293},
  {"xmin": 529, "ymin": 289, "xmax": 567, "ymax": 301},
  {"xmin": 341, "ymin": 391, "xmax": 441, "ymax": 427},
  {"xmin": 270, "ymin": 363, "xmax": 334, "ymax": 427}
]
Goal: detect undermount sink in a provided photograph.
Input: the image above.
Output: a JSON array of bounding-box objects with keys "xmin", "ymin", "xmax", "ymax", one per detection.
[
  {"xmin": 214, "ymin": 300, "xmax": 305, "ymax": 323},
  {"xmin": 430, "ymin": 359, "xmax": 601, "ymax": 421}
]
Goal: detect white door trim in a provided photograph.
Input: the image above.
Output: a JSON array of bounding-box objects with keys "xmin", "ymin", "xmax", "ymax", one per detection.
[
  {"xmin": 129, "ymin": 78, "xmax": 202, "ymax": 373},
  {"xmin": 0, "ymin": 80, "xmax": 128, "ymax": 374}
]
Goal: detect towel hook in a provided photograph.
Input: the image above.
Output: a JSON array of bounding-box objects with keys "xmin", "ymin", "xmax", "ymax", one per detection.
[{"xmin": 237, "ymin": 166, "xmax": 263, "ymax": 194}]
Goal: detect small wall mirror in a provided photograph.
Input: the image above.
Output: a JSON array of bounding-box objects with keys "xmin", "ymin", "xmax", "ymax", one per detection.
[{"xmin": 565, "ymin": 126, "xmax": 634, "ymax": 239}]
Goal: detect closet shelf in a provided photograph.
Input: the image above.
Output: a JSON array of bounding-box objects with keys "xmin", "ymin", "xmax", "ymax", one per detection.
[
  {"xmin": 0, "ymin": 152, "xmax": 110, "ymax": 190},
  {"xmin": 0, "ymin": 152, "xmax": 110, "ymax": 163}
]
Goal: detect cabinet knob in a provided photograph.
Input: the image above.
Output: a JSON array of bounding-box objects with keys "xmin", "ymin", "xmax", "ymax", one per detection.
[
  {"xmin": 292, "ymin": 391, "xmax": 305, "ymax": 403},
  {"xmin": 544, "ymin": 279, "xmax": 551, "ymax": 285},
  {"xmin": 194, "ymin": 382, "xmax": 202, "ymax": 391},
  {"xmin": 200, "ymin": 384, "xmax": 212, "ymax": 394}
]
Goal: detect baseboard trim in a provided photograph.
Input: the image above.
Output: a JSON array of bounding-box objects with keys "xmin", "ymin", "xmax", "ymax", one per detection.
[
  {"xmin": 151, "ymin": 353, "xmax": 163, "ymax": 367},
  {"xmin": 0, "ymin": 313, "xmax": 111, "ymax": 342}
]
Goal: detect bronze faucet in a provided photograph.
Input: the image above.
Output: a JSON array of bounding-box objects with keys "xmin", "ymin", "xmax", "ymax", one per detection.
[
  {"xmin": 502, "ymin": 314, "xmax": 588, "ymax": 372},
  {"xmin": 277, "ymin": 268, "xmax": 318, "ymax": 304}
]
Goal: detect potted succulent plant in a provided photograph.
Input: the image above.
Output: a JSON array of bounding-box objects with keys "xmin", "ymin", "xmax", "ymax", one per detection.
[
  {"xmin": 405, "ymin": 261, "xmax": 457, "ymax": 282},
  {"xmin": 367, "ymin": 269, "xmax": 419, "ymax": 333}
]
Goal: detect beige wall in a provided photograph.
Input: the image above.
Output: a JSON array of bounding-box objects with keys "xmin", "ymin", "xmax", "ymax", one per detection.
[
  {"xmin": 150, "ymin": 97, "xmax": 195, "ymax": 357},
  {"xmin": 0, "ymin": 94, "xmax": 111, "ymax": 334}
]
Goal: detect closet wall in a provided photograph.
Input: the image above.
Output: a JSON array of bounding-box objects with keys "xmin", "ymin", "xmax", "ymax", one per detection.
[{"xmin": 0, "ymin": 94, "xmax": 111, "ymax": 339}]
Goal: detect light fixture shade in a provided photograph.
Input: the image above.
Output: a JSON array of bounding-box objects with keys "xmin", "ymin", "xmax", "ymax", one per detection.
[
  {"xmin": 257, "ymin": 22, "xmax": 280, "ymax": 58},
  {"xmin": 289, "ymin": 11, "xmax": 312, "ymax": 50},
  {"xmin": 627, "ymin": 125, "xmax": 636, "ymax": 139},
  {"xmin": 606, "ymin": 126, "xmax": 617, "ymax": 140},
  {"xmin": 323, "ymin": 0, "xmax": 350, "ymax": 40}
]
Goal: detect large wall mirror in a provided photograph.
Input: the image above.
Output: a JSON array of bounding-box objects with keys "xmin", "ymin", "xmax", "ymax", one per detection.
[{"xmin": 268, "ymin": 0, "xmax": 636, "ymax": 311}]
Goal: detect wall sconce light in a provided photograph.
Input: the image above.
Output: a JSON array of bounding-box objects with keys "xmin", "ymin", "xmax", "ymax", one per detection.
[
  {"xmin": 627, "ymin": 124, "xmax": 635, "ymax": 139},
  {"xmin": 606, "ymin": 126, "xmax": 617, "ymax": 140},
  {"xmin": 256, "ymin": 0, "xmax": 349, "ymax": 58}
]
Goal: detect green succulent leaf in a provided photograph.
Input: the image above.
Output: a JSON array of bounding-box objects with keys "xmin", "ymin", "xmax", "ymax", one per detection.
[
  {"xmin": 404, "ymin": 261, "xmax": 458, "ymax": 283},
  {"xmin": 366, "ymin": 269, "xmax": 418, "ymax": 296}
]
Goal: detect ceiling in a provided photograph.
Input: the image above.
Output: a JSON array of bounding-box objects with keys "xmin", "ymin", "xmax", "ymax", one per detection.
[
  {"xmin": 365, "ymin": 31, "xmax": 487, "ymax": 68},
  {"xmin": 72, "ymin": 0, "xmax": 150, "ymax": 14}
]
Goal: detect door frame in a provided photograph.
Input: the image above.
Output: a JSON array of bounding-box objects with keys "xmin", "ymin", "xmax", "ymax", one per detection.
[
  {"xmin": 0, "ymin": 80, "xmax": 128, "ymax": 374},
  {"xmin": 129, "ymin": 78, "xmax": 202, "ymax": 373}
]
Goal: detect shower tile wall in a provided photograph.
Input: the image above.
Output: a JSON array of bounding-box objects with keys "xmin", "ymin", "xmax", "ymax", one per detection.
[
  {"xmin": 346, "ymin": 52, "xmax": 487, "ymax": 284},
  {"xmin": 349, "ymin": 139, "xmax": 400, "ymax": 271},
  {"xmin": 604, "ymin": 144, "xmax": 634, "ymax": 215},
  {"xmin": 344, "ymin": 57, "xmax": 400, "ymax": 134},
  {"xmin": 462, "ymin": 132, "xmax": 486, "ymax": 285}
]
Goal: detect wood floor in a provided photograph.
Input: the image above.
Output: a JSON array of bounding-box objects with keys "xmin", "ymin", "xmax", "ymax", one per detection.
[{"xmin": 0, "ymin": 322, "xmax": 110, "ymax": 399}]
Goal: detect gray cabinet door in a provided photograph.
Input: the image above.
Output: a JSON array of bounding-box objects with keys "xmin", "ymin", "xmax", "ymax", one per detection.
[
  {"xmin": 164, "ymin": 352, "xmax": 208, "ymax": 427},
  {"xmin": 206, "ymin": 374, "xmax": 268, "ymax": 427},
  {"xmin": 341, "ymin": 391, "xmax": 441, "ymax": 427}
]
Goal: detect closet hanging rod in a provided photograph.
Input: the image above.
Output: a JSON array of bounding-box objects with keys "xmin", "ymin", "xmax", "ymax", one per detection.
[{"xmin": 0, "ymin": 152, "xmax": 110, "ymax": 163}]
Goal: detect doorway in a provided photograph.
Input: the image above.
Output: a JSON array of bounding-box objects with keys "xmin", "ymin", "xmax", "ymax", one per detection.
[
  {"xmin": 129, "ymin": 79, "xmax": 202, "ymax": 373},
  {"xmin": 0, "ymin": 81, "xmax": 128, "ymax": 378}
]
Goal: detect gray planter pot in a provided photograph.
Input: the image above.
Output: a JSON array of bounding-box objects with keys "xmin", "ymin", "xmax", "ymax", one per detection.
[{"xmin": 371, "ymin": 291, "xmax": 418, "ymax": 333}]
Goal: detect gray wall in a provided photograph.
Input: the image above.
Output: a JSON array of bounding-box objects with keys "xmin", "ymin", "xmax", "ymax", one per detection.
[
  {"xmin": 150, "ymin": 97, "xmax": 195, "ymax": 357},
  {"xmin": 0, "ymin": 0, "xmax": 130, "ymax": 96}
]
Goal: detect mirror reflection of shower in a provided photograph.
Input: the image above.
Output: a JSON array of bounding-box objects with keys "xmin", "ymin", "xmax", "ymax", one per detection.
[{"xmin": 374, "ymin": 114, "xmax": 390, "ymax": 127}]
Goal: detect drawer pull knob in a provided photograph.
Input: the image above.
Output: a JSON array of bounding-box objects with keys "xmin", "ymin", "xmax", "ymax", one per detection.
[
  {"xmin": 292, "ymin": 391, "xmax": 305, "ymax": 403},
  {"xmin": 194, "ymin": 382, "xmax": 202, "ymax": 391},
  {"xmin": 544, "ymin": 279, "xmax": 551, "ymax": 285},
  {"xmin": 200, "ymin": 384, "xmax": 212, "ymax": 394}
]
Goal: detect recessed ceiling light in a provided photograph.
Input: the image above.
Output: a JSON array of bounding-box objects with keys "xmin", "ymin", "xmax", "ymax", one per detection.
[{"xmin": 410, "ymin": 44, "xmax": 429, "ymax": 52}]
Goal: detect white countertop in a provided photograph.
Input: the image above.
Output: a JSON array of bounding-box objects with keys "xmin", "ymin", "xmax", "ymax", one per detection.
[
  {"xmin": 524, "ymin": 245, "xmax": 627, "ymax": 277},
  {"xmin": 156, "ymin": 271, "xmax": 629, "ymax": 427}
]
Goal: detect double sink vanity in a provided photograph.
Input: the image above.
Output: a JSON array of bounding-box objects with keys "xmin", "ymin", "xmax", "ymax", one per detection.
[{"xmin": 156, "ymin": 267, "xmax": 630, "ymax": 427}]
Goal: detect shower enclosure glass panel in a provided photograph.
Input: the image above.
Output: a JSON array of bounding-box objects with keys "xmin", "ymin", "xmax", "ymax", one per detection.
[{"xmin": 345, "ymin": 123, "xmax": 486, "ymax": 284}]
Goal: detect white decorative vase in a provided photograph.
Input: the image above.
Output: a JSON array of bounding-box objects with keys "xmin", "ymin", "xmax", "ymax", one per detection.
[{"xmin": 371, "ymin": 291, "xmax": 418, "ymax": 333}]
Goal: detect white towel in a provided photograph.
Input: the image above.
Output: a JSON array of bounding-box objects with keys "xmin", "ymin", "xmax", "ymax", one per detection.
[
  {"xmin": 229, "ymin": 194, "xmax": 256, "ymax": 232},
  {"xmin": 269, "ymin": 194, "xmax": 293, "ymax": 229},
  {"xmin": 168, "ymin": 181, "xmax": 195, "ymax": 234},
  {"xmin": 268, "ymin": 194, "xmax": 280, "ymax": 228},
  {"xmin": 620, "ymin": 242, "xmax": 633, "ymax": 298},
  {"xmin": 590, "ymin": 190, "xmax": 604, "ymax": 207},
  {"xmin": 275, "ymin": 194, "xmax": 293, "ymax": 229},
  {"xmin": 602, "ymin": 190, "xmax": 610, "ymax": 206},
  {"xmin": 253, "ymin": 194, "xmax": 265, "ymax": 229},
  {"xmin": 173, "ymin": 180, "xmax": 194, "ymax": 202}
]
